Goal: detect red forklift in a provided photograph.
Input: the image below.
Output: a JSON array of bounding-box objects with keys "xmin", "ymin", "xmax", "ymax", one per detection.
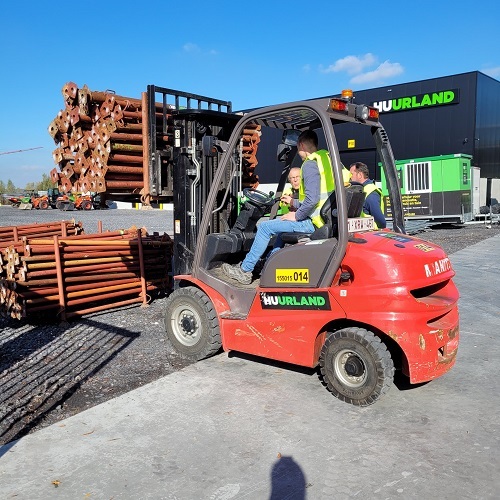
[{"xmin": 161, "ymin": 89, "xmax": 460, "ymax": 406}]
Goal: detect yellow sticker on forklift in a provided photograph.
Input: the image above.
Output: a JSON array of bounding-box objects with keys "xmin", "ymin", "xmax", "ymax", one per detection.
[{"xmin": 276, "ymin": 269, "xmax": 310, "ymax": 284}]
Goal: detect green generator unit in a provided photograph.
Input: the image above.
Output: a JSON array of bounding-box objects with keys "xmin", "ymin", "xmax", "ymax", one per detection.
[{"xmin": 381, "ymin": 154, "xmax": 476, "ymax": 223}]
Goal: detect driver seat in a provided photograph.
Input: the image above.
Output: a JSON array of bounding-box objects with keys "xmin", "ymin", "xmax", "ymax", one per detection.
[
  {"xmin": 280, "ymin": 191, "xmax": 337, "ymax": 244},
  {"xmin": 280, "ymin": 184, "xmax": 365, "ymax": 244}
]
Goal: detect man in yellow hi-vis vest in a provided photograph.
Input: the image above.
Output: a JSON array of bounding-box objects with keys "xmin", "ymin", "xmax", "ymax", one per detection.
[
  {"xmin": 349, "ymin": 162, "xmax": 386, "ymax": 229},
  {"xmin": 279, "ymin": 167, "xmax": 301, "ymax": 214},
  {"xmin": 222, "ymin": 130, "xmax": 335, "ymax": 284}
]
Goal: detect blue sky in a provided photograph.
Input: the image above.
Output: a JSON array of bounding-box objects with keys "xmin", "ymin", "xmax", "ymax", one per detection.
[{"xmin": 1, "ymin": 0, "xmax": 499, "ymax": 189}]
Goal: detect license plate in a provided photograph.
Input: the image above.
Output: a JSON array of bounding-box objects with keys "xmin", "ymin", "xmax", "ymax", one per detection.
[{"xmin": 348, "ymin": 217, "xmax": 374, "ymax": 232}]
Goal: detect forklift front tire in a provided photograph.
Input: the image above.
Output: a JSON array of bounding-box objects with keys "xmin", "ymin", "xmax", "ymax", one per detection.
[
  {"xmin": 164, "ymin": 286, "xmax": 222, "ymax": 361},
  {"xmin": 320, "ymin": 327, "xmax": 394, "ymax": 406}
]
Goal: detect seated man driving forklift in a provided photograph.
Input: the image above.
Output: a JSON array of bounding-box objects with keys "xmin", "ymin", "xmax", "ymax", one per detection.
[{"xmin": 221, "ymin": 130, "xmax": 335, "ymax": 284}]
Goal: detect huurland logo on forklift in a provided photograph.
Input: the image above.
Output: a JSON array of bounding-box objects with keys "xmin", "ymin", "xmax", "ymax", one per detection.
[
  {"xmin": 260, "ymin": 292, "xmax": 330, "ymax": 310},
  {"xmin": 373, "ymin": 89, "xmax": 459, "ymax": 113}
]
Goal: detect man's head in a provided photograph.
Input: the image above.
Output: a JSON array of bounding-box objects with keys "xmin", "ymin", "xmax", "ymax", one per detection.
[
  {"xmin": 297, "ymin": 130, "xmax": 318, "ymax": 159},
  {"xmin": 349, "ymin": 162, "xmax": 370, "ymax": 183},
  {"xmin": 288, "ymin": 167, "xmax": 301, "ymax": 190}
]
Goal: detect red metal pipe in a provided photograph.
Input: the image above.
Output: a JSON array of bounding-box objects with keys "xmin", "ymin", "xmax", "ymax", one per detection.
[{"xmin": 53, "ymin": 235, "xmax": 66, "ymax": 321}]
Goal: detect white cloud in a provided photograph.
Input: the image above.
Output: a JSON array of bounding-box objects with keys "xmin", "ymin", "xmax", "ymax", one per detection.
[
  {"xmin": 183, "ymin": 43, "xmax": 217, "ymax": 56},
  {"xmin": 183, "ymin": 42, "xmax": 200, "ymax": 52},
  {"xmin": 482, "ymin": 67, "xmax": 500, "ymax": 78},
  {"xmin": 350, "ymin": 61, "xmax": 404, "ymax": 85},
  {"xmin": 302, "ymin": 64, "xmax": 311, "ymax": 73},
  {"xmin": 320, "ymin": 53, "xmax": 404, "ymax": 85},
  {"xmin": 322, "ymin": 53, "xmax": 377, "ymax": 75}
]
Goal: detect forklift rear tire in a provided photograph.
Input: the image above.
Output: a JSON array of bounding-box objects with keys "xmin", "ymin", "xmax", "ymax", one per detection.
[
  {"xmin": 319, "ymin": 328, "xmax": 394, "ymax": 406},
  {"xmin": 164, "ymin": 286, "xmax": 222, "ymax": 361}
]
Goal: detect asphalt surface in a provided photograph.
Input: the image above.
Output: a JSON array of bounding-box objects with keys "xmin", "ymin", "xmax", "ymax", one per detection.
[
  {"xmin": 0, "ymin": 229, "xmax": 499, "ymax": 498},
  {"xmin": 0, "ymin": 204, "xmax": 173, "ymax": 235}
]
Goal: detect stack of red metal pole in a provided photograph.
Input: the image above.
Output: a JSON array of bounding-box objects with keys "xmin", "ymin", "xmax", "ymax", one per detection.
[
  {"xmin": 48, "ymin": 82, "xmax": 169, "ymax": 201},
  {"xmin": 0, "ymin": 220, "xmax": 84, "ymax": 252},
  {"xmin": 241, "ymin": 124, "xmax": 261, "ymax": 188},
  {"xmin": 1, "ymin": 224, "xmax": 172, "ymax": 321}
]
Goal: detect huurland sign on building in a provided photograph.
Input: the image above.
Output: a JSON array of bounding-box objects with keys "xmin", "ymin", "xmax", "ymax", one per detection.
[{"xmin": 372, "ymin": 89, "xmax": 459, "ymax": 113}]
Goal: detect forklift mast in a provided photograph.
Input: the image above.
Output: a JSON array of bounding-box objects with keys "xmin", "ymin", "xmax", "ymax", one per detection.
[{"xmin": 146, "ymin": 86, "xmax": 241, "ymax": 275}]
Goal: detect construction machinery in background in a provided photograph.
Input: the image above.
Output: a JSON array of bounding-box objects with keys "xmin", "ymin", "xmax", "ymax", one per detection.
[
  {"xmin": 17, "ymin": 191, "xmax": 38, "ymax": 210},
  {"xmin": 56, "ymin": 192, "xmax": 94, "ymax": 211},
  {"xmin": 47, "ymin": 188, "xmax": 61, "ymax": 208},
  {"xmin": 7, "ymin": 195, "xmax": 24, "ymax": 208},
  {"xmin": 14, "ymin": 190, "xmax": 60, "ymax": 210},
  {"xmin": 31, "ymin": 194, "xmax": 50, "ymax": 210}
]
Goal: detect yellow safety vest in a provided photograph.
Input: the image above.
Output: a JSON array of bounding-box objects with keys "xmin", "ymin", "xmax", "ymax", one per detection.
[
  {"xmin": 298, "ymin": 150, "xmax": 335, "ymax": 228},
  {"xmin": 342, "ymin": 166, "xmax": 352, "ymax": 186},
  {"xmin": 360, "ymin": 182, "xmax": 384, "ymax": 229},
  {"xmin": 279, "ymin": 186, "xmax": 299, "ymax": 214}
]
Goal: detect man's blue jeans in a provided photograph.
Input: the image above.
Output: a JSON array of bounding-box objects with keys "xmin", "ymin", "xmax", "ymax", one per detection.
[{"xmin": 241, "ymin": 218, "xmax": 314, "ymax": 272}]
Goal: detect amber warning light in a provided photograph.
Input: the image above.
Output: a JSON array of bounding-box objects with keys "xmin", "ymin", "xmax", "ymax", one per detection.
[{"xmin": 329, "ymin": 98, "xmax": 348, "ymax": 113}]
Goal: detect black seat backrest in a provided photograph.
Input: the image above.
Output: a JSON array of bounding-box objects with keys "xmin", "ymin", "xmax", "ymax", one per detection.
[
  {"xmin": 346, "ymin": 184, "xmax": 365, "ymax": 217},
  {"xmin": 319, "ymin": 191, "xmax": 337, "ymax": 228},
  {"xmin": 307, "ymin": 191, "xmax": 338, "ymax": 240},
  {"xmin": 311, "ymin": 185, "xmax": 365, "ymax": 240}
]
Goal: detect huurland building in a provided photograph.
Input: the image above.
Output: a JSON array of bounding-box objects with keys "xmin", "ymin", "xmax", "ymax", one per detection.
[
  {"xmin": 256, "ymin": 71, "xmax": 500, "ymax": 222},
  {"xmin": 327, "ymin": 71, "xmax": 500, "ymax": 221}
]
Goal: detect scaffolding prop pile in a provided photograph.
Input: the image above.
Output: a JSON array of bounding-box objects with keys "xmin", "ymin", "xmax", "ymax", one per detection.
[{"xmin": 0, "ymin": 221, "xmax": 172, "ymax": 321}]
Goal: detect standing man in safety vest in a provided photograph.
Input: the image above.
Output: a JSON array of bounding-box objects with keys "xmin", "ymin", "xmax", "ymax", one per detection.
[
  {"xmin": 349, "ymin": 162, "xmax": 386, "ymax": 229},
  {"xmin": 222, "ymin": 130, "xmax": 335, "ymax": 284}
]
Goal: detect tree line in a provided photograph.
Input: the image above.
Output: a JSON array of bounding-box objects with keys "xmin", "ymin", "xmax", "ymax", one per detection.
[{"xmin": 0, "ymin": 173, "xmax": 55, "ymax": 196}]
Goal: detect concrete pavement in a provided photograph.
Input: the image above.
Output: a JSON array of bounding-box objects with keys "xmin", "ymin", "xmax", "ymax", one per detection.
[{"xmin": 1, "ymin": 234, "xmax": 499, "ymax": 499}]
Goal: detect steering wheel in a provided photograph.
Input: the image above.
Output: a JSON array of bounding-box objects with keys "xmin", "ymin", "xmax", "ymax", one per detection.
[{"xmin": 242, "ymin": 188, "xmax": 275, "ymax": 207}]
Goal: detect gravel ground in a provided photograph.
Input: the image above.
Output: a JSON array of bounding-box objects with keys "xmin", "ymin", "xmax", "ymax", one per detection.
[{"xmin": 1, "ymin": 205, "xmax": 500, "ymax": 445}]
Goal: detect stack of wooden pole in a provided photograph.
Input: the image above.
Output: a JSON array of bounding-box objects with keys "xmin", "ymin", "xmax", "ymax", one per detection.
[{"xmin": 1, "ymin": 225, "xmax": 172, "ymax": 321}]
